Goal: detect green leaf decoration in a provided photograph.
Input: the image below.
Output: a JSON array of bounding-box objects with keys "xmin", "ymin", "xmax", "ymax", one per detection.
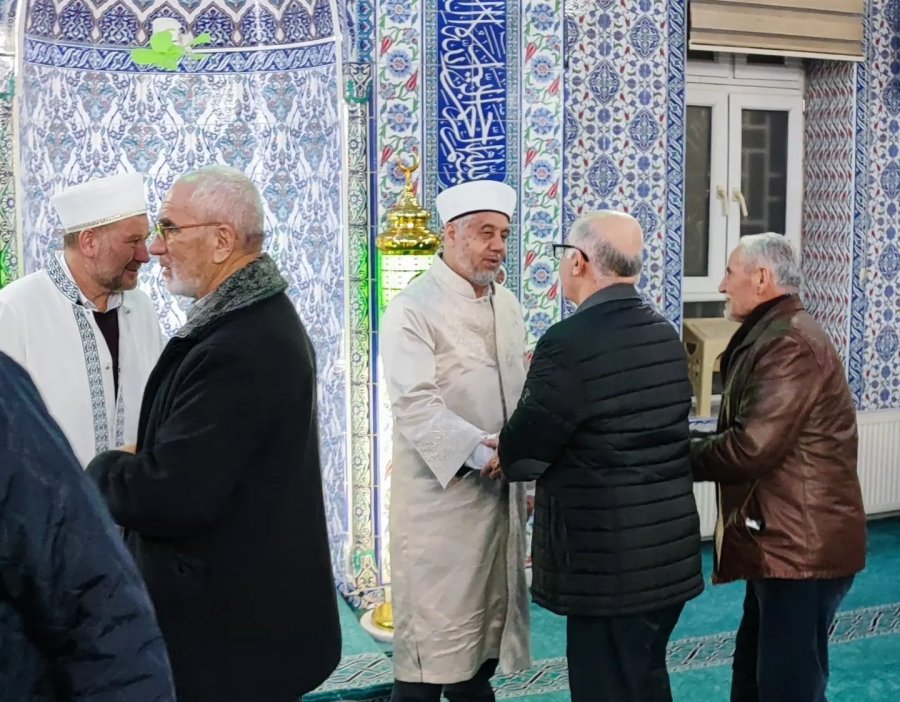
[
  {"xmin": 131, "ymin": 48, "xmax": 162, "ymax": 66},
  {"xmin": 131, "ymin": 29, "xmax": 208, "ymax": 71},
  {"xmin": 157, "ymin": 54, "xmax": 181, "ymax": 72},
  {"xmin": 149, "ymin": 30, "xmax": 175, "ymax": 53}
]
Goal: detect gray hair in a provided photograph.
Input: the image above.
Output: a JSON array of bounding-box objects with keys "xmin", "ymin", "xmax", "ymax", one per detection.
[
  {"xmin": 568, "ymin": 211, "xmax": 643, "ymax": 278},
  {"xmin": 737, "ymin": 232, "xmax": 802, "ymax": 290},
  {"xmin": 444, "ymin": 212, "xmax": 477, "ymax": 234},
  {"xmin": 175, "ymin": 165, "xmax": 266, "ymax": 250}
]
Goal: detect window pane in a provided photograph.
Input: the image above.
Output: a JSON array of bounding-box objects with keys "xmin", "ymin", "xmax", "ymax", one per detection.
[
  {"xmin": 688, "ymin": 49, "xmax": 716, "ymax": 61},
  {"xmin": 685, "ymin": 105, "xmax": 712, "ymax": 277},
  {"xmin": 740, "ymin": 110, "xmax": 788, "ymax": 237},
  {"xmin": 746, "ymin": 54, "xmax": 785, "ymax": 66},
  {"xmin": 683, "ymin": 300, "xmax": 726, "ymax": 319}
]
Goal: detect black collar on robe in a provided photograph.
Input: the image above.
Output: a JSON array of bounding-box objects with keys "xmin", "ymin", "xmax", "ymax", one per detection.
[
  {"xmin": 88, "ymin": 305, "xmax": 120, "ymax": 398},
  {"xmin": 719, "ymin": 294, "xmax": 793, "ymax": 380}
]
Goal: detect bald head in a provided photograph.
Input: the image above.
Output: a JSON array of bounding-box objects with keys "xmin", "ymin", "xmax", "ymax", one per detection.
[{"xmin": 569, "ymin": 211, "xmax": 644, "ymax": 281}]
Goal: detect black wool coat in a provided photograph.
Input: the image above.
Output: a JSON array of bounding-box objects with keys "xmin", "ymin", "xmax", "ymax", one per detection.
[{"xmin": 88, "ymin": 291, "xmax": 341, "ymax": 702}]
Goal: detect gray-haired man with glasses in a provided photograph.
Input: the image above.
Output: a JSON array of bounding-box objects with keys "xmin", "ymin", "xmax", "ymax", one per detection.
[{"xmin": 87, "ymin": 165, "xmax": 341, "ymax": 702}]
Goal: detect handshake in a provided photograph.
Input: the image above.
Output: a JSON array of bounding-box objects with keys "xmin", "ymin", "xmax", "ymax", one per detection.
[{"xmin": 477, "ymin": 436, "xmax": 504, "ymax": 481}]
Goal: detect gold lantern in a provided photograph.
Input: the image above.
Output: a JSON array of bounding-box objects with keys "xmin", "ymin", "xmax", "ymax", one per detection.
[
  {"xmin": 371, "ymin": 157, "xmax": 437, "ymax": 632},
  {"xmin": 375, "ymin": 155, "xmax": 441, "ymax": 313},
  {"xmin": 372, "ymin": 600, "xmax": 393, "ymax": 631}
]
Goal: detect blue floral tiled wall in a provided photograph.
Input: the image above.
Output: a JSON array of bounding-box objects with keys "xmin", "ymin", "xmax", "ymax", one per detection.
[
  {"xmin": 6, "ymin": 0, "xmax": 899, "ymax": 602},
  {"xmin": 17, "ymin": 0, "xmax": 351, "ymax": 585}
]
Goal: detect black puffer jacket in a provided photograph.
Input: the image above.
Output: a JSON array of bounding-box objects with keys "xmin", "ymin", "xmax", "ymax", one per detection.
[
  {"xmin": 500, "ymin": 285, "xmax": 704, "ymax": 616},
  {"xmin": 0, "ymin": 352, "xmax": 174, "ymax": 701}
]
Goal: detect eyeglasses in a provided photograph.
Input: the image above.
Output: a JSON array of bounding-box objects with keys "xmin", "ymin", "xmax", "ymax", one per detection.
[
  {"xmin": 552, "ymin": 243, "xmax": 590, "ymax": 262},
  {"xmin": 153, "ymin": 221, "xmax": 222, "ymax": 243}
]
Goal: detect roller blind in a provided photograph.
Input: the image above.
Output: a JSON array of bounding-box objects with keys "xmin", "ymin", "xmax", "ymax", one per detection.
[{"xmin": 689, "ymin": 0, "xmax": 865, "ymax": 62}]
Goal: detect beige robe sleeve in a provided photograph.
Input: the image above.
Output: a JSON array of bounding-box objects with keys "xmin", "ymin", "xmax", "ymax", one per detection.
[{"xmin": 381, "ymin": 298, "xmax": 488, "ymax": 488}]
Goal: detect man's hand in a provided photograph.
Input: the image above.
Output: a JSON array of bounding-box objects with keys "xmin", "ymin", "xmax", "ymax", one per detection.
[
  {"xmin": 117, "ymin": 444, "xmax": 137, "ymax": 454},
  {"xmin": 478, "ymin": 436, "xmax": 503, "ymax": 479},
  {"xmin": 481, "ymin": 452, "xmax": 504, "ymax": 480}
]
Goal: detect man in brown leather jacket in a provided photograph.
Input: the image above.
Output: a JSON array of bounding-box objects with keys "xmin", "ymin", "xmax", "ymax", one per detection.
[{"xmin": 691, "ymin": 233, "xmax": 866, "ymax": 702}]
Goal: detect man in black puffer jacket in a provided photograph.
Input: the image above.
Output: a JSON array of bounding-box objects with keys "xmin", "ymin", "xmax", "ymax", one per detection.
[
  {"xmin": 498, "ymin": 211, "xmax": 703, "ymax": 702},
  {"xmin": 0, "ymin": 352, "xmax": 174, "ymax": 701}
]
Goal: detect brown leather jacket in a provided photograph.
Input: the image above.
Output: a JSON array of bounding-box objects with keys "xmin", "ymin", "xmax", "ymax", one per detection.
[{"xmin": 691, "ymin": 296, "xmax": 866, "ymax": 584}]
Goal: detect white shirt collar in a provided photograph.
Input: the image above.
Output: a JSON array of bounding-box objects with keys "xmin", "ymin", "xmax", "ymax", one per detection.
[{"xmin": 55, "ymin": 250, "xmax": 124, "ymax": 312}]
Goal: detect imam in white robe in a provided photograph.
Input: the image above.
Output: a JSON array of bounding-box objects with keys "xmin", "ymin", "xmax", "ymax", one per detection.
[
  {"xmin": 380, "ymin": 254, "xmax": 531, "ymax": 684},
  {"xmin": 0, "ymin": 252, "xmax": 164, "ymax": 466}
]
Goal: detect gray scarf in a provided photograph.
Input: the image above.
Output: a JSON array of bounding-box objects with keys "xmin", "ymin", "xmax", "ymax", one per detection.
[{"xmin": 176, "ymin": 254, "xmax": 288, "ymax": 338}]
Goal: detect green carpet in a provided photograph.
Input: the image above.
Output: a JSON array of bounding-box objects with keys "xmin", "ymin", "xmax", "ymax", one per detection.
[
  {"xmin": 306, "ymin": 596, "xmax": 391, "ymax": 701},
  {"xmin": 336, "ymin": 593, "xmax": 384, "ymax": 656},
  {"xmin": 311, "ymin": 517, "xmax": 900, "ymax": 701}
]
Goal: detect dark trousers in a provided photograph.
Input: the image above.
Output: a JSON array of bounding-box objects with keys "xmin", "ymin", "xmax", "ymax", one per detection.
[
  {"xmin": 731, "ymin": 576, "xmax": 854, "ymax": 702},
  {"xmin": 391, "ymin": 659, "xmax": 499, "ymax": 702},
  {"xmin": 566, "ymin": 602, "xmax": 685, "ymax": 702}
]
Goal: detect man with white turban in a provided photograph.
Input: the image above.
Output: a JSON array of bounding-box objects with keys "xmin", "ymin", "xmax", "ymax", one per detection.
[
  {"xmin": 0, "ymin": 173, "xmax": 164, "ymax": 466},
  {"xmin": 381, "ymin": 178, "xmax": 531, "ymax": 702}
]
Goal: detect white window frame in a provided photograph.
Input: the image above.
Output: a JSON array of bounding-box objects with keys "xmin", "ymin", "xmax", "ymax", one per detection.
[
  {"xmin": 686, "ymin": 54, "xmax": 805, "ymax": 87},
  {"xmin": 732, "ymin": 54, "xmax": 805, "ymax": 85},
  {"xmin": 727, "ymin": 90, "xmax": 804, "ymax": 260},
  {"xmin": 684, "ymin": 57, "xmax": 805, "ymax": 303},
  {"xmin": 683, "ymin": 86, "xmax": 729, "ymax": 299}
]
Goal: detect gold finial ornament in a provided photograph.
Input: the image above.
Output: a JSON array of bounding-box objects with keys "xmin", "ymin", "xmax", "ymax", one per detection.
[
  {"xmin": 372, "ymin": 601, "xmax": 393, "ymax": 630},
  {"xmin": 376, "ymin": 155, "xmax": 441, "ymax": 254}
]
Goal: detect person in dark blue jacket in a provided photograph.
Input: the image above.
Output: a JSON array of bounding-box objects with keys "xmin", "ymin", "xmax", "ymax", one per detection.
[{"xmin": 0, "ymin": 351, "xmax": 175, "ymax": 701}]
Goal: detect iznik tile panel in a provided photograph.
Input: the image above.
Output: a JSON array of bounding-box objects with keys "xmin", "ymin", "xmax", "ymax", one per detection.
[
  {"xmin": 563, "ymin": 0, "xmax": 685, "ymax": 328},
  {"xmin": 518, "ymin": 0, "xmax": 564, "ymax": 347},
  {"xmin": 860, "ymin": 0, "xmax": 900, "ymax": 409},
  {"xmin": 802, "ymin": 61, "xmax": 856, "ymax": 367},
  {"xmin": 19, "ymin": 0, "xmax": 352, "ymax": 586},
  {"xmin": 0, "ymin": 0, "xmax": 17, "ymax": 286},
  {"xmin": 425, "ymin": 0, "xmax": 520, "ymax": 291},
  {"xmin": 0, "ymin": 56, "xmax": 16, "ymax": 288}
]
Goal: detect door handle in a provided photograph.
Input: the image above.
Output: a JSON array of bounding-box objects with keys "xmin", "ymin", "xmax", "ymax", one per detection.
[
  {"xmin": 732, "ymin": 188, "xmax": 749, "ymax": 217},
  {"xmin": 716, "ymin": 185, "xmax": 728, "ymax": 216}
]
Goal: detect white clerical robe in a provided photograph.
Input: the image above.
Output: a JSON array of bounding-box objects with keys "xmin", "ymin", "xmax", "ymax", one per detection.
[
  {"xmin": 380, "ymin": 255, "xmax": 531, "ymax": 683},
  {"xmin": 0, "ymin": 252, "xmax": 164, "ymax": 466}
]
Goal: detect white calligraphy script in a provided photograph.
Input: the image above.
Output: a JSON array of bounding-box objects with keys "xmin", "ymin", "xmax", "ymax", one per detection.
[{"xmin": 438, "ymin": 1, "xmax": 507, "ymax": 185}]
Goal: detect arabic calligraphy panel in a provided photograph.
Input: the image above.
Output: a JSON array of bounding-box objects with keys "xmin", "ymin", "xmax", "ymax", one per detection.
[{"xmin": 436, "ymin": 0, "xmax": 508, "ymax": 187}]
